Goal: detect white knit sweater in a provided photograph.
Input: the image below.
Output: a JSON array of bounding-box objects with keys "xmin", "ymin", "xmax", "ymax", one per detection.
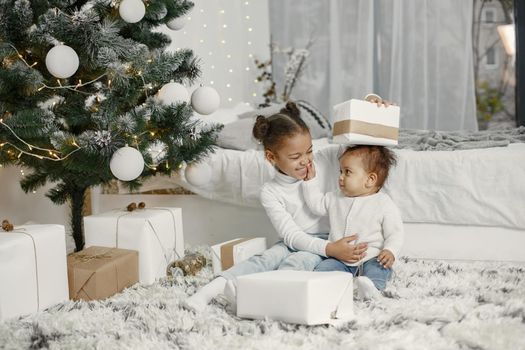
[
  {"xmin": 302, "ymin": 176, "xmax": 404, "ymax": 266},
  {"xmin": 259, "ymin": 145, "xmax": 343, "ymax": 257}
]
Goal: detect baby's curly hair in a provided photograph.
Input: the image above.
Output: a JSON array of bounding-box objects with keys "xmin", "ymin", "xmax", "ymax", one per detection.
[{"xmin": 342, "ymin": 145, "xmax": 397, "ymax": 188}]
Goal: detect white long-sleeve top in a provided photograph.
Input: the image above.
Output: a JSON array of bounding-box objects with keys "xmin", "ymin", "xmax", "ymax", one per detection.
[
  {"xmin": 302, "ymin": 176, "xmax": 404, "ymax": 266},
  {"xmin": 259, "ymin": 145, "xmax": 343, "ymax": 257}
]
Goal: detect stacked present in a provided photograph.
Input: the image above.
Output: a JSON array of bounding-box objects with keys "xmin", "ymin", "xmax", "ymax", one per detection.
[
  {"xmin": 332, "ymin": 98, "xmax": 400, "ymax": 146},
  {"xmin": 0, "ymin": 224, "xmax": 69, "ymax": 321},
  {"xmin": 0, "ymin": 205, "xmax": 185, "ymax": 321},
  {"xmin": 84, "ymin": 206, "xmax": 185, "ymax": 284}
]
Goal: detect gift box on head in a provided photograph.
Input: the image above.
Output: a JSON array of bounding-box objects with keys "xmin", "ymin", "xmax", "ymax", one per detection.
[
  {"xmin": 67, "ymin": 246, "xmax": 138, "ymax": 301},
  {"xmin": 84, "ymin": 207, "xmax": 184, "ymax": 284},
  {"xmin": 211, "ymin": 237, "xmax": 267, "ymax": 275},
  {"xmin": 237, "ymin": 270, "xmax": 353, "ymax": 325},
  {"xmin": 333, "ymin": 99, "xmax": 400, "ymax": 146},
  {"xmin": 0, "ymin": 225, "xmax": 68, "ymax": 321}
]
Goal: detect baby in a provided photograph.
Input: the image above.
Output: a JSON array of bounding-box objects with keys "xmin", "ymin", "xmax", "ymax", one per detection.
[{"xmin": 303, "ymin": 145, "xmax": 404, "ymax": 299}]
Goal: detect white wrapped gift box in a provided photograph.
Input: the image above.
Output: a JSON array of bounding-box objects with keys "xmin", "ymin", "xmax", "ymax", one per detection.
[
  {"xmin": 0, "ymin": 225, "xmax": 68, "ymax": 321},
  {"xmin": 84, "ymin": 207, "xmax": 184, "ymax": 284},
  {"xmin": 237, "ymin": 271, "xmax": 353, "ymax": 325},
  {"xmin": 333, "ymin": 99, "xmax": 400, "ymax": 146},
  {"xmin": 211, "ymin": 237, "xmax": 267, "ymax": 275}
]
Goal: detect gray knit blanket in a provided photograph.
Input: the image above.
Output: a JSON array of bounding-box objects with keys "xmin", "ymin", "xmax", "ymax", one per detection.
[{"xmin": 395, "ymin": 126, "xmax": 525, "ymax": 151}]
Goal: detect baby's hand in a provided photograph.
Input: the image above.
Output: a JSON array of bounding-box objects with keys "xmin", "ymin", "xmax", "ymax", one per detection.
[
  {"xmin": 304, "ymin": 162, "xmax": 316, "ymax": 181},
  {"xmin": 377, "ymin": 249, "xmax": 395, "ymax": 269}
]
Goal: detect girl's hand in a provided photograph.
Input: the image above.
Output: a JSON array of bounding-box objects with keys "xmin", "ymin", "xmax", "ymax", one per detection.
[
  {"xmin": 304, "ymin": 162, "xmax": 316, "ymax": 181},
  {"xmin": 365, "ymin": 94, "xmax": 395, "ymax": 107},
  {"xmin": 377, "ymin": 249, "xmax": 395, "ymax": 269},
  {"xmin": 326, "ymin": 234, "xmax": 367, "ymax": 263}
]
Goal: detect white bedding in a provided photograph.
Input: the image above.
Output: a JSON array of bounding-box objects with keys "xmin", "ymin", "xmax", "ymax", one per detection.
[{"xmin": 136, "ymin": 140, "xmax": 525, "ymax": 230}]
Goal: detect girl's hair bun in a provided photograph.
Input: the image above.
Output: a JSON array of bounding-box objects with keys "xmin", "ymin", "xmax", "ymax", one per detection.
[
  {"xmin": 280, "ymin": 101, "xmax": 301, "ymax": 119},
  {"xmin": 252, "ymin": 115, "xmax": 269, "ymax": 142}
]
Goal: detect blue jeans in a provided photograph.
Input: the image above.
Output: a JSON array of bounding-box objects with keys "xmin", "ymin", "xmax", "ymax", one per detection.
[
  {"xmin": 220, "ymin": 234, "xmax": 327, "ymax": 282},
  {"xmin": 314, "ymin": 257, "xmax": 392, "ymax": 291}
]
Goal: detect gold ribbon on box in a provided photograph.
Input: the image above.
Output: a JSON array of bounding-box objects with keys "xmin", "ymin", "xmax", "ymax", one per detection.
[
  {"xmin": 220, "ymin": 238, "xmax": 252, "ymax": 271},
  {"xmin": 333, "ymin": 119, "xmax": 399, "ymax": 140}
]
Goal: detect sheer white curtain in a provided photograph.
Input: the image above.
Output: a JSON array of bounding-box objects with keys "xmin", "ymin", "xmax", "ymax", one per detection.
[{"xmin": 269, "ymin": 0, "xmax": 478, "ymax": 131}]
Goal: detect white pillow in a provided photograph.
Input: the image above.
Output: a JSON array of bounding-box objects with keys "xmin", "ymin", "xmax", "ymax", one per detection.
[
  {"xmin": 238, "ymin": 101, "xmax": 331, "ymax": 139},
  {"xmin": 196, "ymin": 102, "xmax": 254, "ymax": 126}
]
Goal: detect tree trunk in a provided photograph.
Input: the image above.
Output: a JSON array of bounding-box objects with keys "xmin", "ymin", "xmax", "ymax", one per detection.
[{"xmin": 70, "ymin": 187, "xmax": 87, "ymax": 252}]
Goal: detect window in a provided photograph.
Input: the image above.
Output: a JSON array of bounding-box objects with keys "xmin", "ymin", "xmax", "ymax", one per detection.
[
  {"xmin": 483, "ymin": 8, "xmax": 496, "ymax": 24},
  {"xmin": 485, "ymin": 46, "xmax": 497, "ymax": 68}
]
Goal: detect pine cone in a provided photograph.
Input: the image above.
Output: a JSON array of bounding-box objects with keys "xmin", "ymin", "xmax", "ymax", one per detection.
[
  {"xmin": 126, "ymin": 202, "xmax": 137, "ymax": 212},
  {"xmin": 2, "ymin": 219, "xmax": 14, "ymax": 232},
  {"xmin": 166, "ymin": 254, "xmax": 207, "ymax": 277}
]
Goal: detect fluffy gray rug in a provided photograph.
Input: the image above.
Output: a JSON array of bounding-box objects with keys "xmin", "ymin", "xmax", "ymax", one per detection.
[{"xmin": 1, "ymin": 249, "xmax": 524, "ymax": 350}]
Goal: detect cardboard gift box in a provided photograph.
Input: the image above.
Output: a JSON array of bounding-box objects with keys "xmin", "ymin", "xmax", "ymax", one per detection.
[
  {"xmin": 67, "ymin": 246, "xmax": 138, "ymax": 301},
  {"xmin": 237, "ymin": 271, "xmax": 353, "ymax": 325},
  {"xmin": 0, "ymin": 225, "xmax": 68, "ymax": 321},
  {"xmin": 332, "ymin": 99, "xmax": 400, "ymax": 146},
  {"xmin": 84, "ymin": 207, "xmax": 184, "ymax": 284},
  {"xmin": 211, "ymin": 237, "xmax": 267, "ymax": 275}
]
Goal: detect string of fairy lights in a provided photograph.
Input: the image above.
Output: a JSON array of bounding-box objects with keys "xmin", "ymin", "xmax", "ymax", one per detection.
[
  {"xmin": 1, "ymin": 5, "xmax": 178, "ymax": 170},
  {"xmin": 172, "ymin": 0, "xmax": 262, "ymax": 106},
  {"xmin": 2, "ymin": 0, "xmax": 265, "ymax": 187}
]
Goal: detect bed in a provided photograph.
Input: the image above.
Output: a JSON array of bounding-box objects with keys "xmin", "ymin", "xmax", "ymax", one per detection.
[{"xmin": 91, "ymin": 104, "xmax": 525, "ymax": 262}]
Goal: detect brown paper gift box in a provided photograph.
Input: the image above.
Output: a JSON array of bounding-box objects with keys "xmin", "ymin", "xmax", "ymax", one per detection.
[{"xmin": 67, "ymin": 246, "xmax": 138, "ymax": 301}]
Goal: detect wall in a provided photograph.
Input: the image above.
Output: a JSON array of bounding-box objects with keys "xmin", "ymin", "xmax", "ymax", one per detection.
[
  {"xmin": 157, "ymin": 0, "xmax": 271, "ymax": 108},
  {"xmin": 0, "ymin": 165, "xmax": 69, "ymax": 228}
]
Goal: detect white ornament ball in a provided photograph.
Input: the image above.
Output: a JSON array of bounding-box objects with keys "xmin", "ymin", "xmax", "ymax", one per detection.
[
  {"xmin": 184, "ymin": 162, "xmax": 211, "ymax": 187},
  {"xmin": 166, "ymin": 16, "xmax": 187, "ymax": 30},
  {"xmin": 157, "ymin": 82, "xmax": 189, "ymax": 106},
  {"xmin": 110, "ymin": 146, "xmax": 144, "ymax": 181},
  {"xmin": 45, "ymin": 45, "xmax": 79, "ymax": 79},
  {"xmin": 191, "ymin": 86, "xmax": 220, "ymax": 115},
  {"xmin": 119, "ymin": 0, "xmax": 146, "ymax": 23}
]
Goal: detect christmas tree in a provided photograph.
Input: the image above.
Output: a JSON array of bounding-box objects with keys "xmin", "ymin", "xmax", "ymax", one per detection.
[{"xmin": 0, "ymin": 0, "xmax": 222, "ymax": 251}]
